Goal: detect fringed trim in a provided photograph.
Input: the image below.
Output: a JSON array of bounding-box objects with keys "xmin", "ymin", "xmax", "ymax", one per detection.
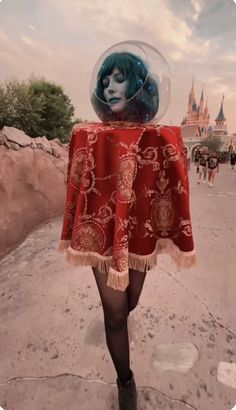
[
  {"xmin": 57, "ymin": 240, "xmax": 71, "ymax": 253},
  {"xmin": 65, "ymin": 246, "xmax": 112, "ymax": 274},
  {"xmin": 63, "ymin": 246, "xmax": 129, "ymax": 291},
  {"xmin": 59, "ymin": 240, "xmax": 196, "ymax": 291},
  {"xmin": 129, "ymin": 240, "xmax": 196, "ymax": 272},
  {"xmin": 107, "ymin": 267, "xmax": 129, "ymax": 292},
  {"xmin": 129, "ymin": 250, "xmax": 157, "ymax": 272},
  {"xmin": 155, "ymin": 238, "xmax": 196, "ymax": 269}
]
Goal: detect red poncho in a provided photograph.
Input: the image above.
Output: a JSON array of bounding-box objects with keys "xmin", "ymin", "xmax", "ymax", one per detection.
[{"xmin": 59, "ymin": 123, "xmax": 196, "ymax": 291}]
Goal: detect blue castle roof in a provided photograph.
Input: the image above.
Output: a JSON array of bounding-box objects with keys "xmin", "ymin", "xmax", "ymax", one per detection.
[{"xmin": 215, "ymin": 99, "xmax": 226, "ymax": 122}]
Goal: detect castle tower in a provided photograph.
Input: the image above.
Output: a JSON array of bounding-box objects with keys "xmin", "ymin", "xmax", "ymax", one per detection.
[
  {"xmin": 215, "ymin": 95, "xmax": 226, "ymax": 126},
  {"xmin": 204, "ymin": 98, "xmax": 208, "ymax": 116},
  {"xmin": 199, "ymin": 87, "xmax": 204, "ymax": 115},
  {"xmin": 182, "ymin": 77, "xmax": 210, "ymax": 133},
  {"xmin": 187, "ymin": 76, "xmax": 197, "ymax": 114},
  {"xmin": 213, "ymin": 95, "xmax": 227, "ymax": 135}
]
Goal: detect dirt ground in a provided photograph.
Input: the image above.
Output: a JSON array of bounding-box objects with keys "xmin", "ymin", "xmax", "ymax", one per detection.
[{"xmin": 0, "ymin": 163, "xmax": 236, "ymax": 410}]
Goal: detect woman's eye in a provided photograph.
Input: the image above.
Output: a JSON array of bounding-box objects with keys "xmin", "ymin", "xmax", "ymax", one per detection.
[
  {"xmin": 116, "ymin": 74, "xmax": 125, "ymax": 83},
  {"xmin": 102, "ymin": 78, "xmax": 109, "ymax": 88}
]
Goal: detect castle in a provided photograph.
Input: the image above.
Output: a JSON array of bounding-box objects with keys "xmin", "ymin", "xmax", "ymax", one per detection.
[
  {"xmin": 180, "ymin": 77, "xmax": 235, "ymax": 153},
  {"xmin": 181, "ymin": 77, "xmax": 210, "ymax": 137}
]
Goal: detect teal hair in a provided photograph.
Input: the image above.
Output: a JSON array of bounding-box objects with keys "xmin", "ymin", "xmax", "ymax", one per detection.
[{"xmin": 92, "ymin": 52, "xmax": 159, "ymax": 123}]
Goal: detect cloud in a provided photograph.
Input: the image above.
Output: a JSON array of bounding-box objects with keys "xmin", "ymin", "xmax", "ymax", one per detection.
[
  {"xmin": 46, "ymin": 0, "xmax": 211, "ymax": 63},
  {"xmin": 0, "ymin": 28, "xmax": 22, "ymax": 59},
  {"xmin": 28, "ymin": 24, "xmax": 37, "ymax": 30},
  {"xmin": 222, "ymin": 53, "xmax": 236, "ymax": 62},
  {"xmin": 21, "ymin": 35, "xmax": 37, "ymax": 47},
  {"xmin": 0, "ymin": 0, "xmax": 236, "ymax": 131},
  {"xmin": 190, "ymin": 0, "xmax": 203, "ymax": 21}
]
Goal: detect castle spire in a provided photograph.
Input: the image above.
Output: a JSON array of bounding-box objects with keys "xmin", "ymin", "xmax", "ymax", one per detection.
[
  {"xmin": 199, "ymin": 84, "xmax": 204, "ymax": 114},
  {"xmin": 188, "ymin": 74, "xmax": 197, "ymax": 113},
  {"xmin": 204, "ymin": 97, "xmax": 208, "ymax": 115},
  {"xmin": 215, "ymin": 94, "xmax": 226, "ymax": 122},
  {"xmin": 191, "ymin": 74, "xmax": 194, "ymax": 90},
  {"xmin": 200, "ymin": 84, "xmax": 204, "ymax": 100}
]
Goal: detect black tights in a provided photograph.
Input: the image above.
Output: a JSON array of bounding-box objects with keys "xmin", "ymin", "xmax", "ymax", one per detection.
[{"xmin": 92, "ymin": 267, "xmax": 146, "ymax": 383}]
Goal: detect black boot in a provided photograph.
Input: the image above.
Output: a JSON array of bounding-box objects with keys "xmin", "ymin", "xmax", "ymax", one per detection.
[{"xmin": 116, "ymin": 370, "xmax": 137, "ymax": 410}]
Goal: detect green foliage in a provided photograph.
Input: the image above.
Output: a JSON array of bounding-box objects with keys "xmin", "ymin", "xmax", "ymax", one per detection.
[
  {"xmin": 0, "ymin": 79, "xmax": 44, "ymax": 136},
  {"xmin": 29, "ymin": 79, "xmax": 75, "ymax": 142},
  {"xmin": 201, "ymin": 135, "xmax": 223, "ymax": 152},
  {"xmin": 0, "ymin": 77, "xmax": 76, "ymax": 143},
  {"xmin": 72, "ymin": 117, "xmax": 84, "ymax": 125}
]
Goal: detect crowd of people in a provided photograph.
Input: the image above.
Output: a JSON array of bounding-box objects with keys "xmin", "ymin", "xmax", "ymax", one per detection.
[
  {"xmin": 193, "ymin": 147, "xmax": 236, "ymax": 187},
  {"xmin": 193, "ymin": 147, "xmax": 220, "ymax": 187}
]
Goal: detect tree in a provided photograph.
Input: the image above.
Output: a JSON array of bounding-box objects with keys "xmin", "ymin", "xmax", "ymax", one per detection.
[
  {"xmin": 0, "ymin": 78, "xmax": 44, "ymax": 136},
  {"xmin": 0, "ymin": 77, "xmax": 76, "ymax": 143},
  {"xmin": 201, "ymin": 135, "xmax": 223, "ymax": 152},
  {"xmin": 29, "ymin": 78, "xmax": 75, "ymax": 142}
]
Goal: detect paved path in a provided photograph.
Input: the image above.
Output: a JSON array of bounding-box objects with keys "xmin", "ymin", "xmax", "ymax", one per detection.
[{"xmin": 0, "ymin": 163, "xmax": 236, "ymax": 410}]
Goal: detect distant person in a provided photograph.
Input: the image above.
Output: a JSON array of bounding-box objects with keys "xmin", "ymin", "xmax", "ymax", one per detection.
[
  {"xmin": 194, "ymin": 148, "xmax": 200, "ymax": 166},
  {"xmin": 183, "ymin": 146, "xmax": 190, "ymax": 171},
  {"xmin": 207, "ymin": 151, "xmax": 220, "ymax": 187},
  {"xmin": 197, "ymin": 147, "xmax": 209, "ymax": 184},
  {"xmin": 230, "ymin": 151, "xmax": 236, "ymax": 170},
  {"xmin": 187, "ymin": 149, "xmax": 191, "ymax": 171}
]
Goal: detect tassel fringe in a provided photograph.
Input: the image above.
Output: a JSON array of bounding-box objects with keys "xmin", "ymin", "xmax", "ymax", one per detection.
[
  {"xmin": 57, "ymin": 239, "xmax": 196, "ymax": 291},
  {"xmin": 107, "ymin": 268, "xmax": 129, "ymax": 291},
  {"xmin": 155, "ymin": 238, "xmax": 196, "ymax": 269},
  {"xmin": 57, "ymin": 240, "xmax": 71, "ymax": 253},
  {"xmin": 65, "ymin": 246, "xmax": 112, "ymax": 274}
]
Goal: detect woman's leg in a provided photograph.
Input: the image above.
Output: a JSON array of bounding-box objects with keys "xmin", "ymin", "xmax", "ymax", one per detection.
[
  {"xmin": 208, "ymin": 170, "xmax": 212, "ymax": 184},
  {"xmin": 198, "ymin": 166, "xmax": 202, "ymax": 183},
  {"xmin": 92, "ymin": 267, "xmax": 131, "ymax": 383},
  {"xmin": 127, "ymin": 268, "xmax": 147, "ymax": 314},
  {"xmin": 211, "ymin": 169, "xmax": 217, "ymax": 186}
]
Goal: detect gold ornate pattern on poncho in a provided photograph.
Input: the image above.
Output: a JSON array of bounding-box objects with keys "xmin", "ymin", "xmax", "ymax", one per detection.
[{"xmin": 58, "ymin": 122, "xmax": 196, "ymax": 291}]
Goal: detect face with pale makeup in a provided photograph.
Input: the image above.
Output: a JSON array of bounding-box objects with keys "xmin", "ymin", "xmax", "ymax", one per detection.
[{"xmin": 102, "ymin": 68, "xmax": 128, "ymax": 114}]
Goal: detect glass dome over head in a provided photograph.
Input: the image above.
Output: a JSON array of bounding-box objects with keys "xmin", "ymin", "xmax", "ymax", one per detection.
[{"xmin": 90, "ymin": 41, "xmax": 171, "ymax": 124}]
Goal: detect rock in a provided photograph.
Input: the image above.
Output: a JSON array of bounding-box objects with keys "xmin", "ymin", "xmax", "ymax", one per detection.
[
  {"xmin": 0, "ymin": 131, "xmax": 8, "ymax": 145},
  {"xmin": 52, "ymin": 137, "xmax": 67, "ymax": 147},
  {"xmin": 4, "ymin": 140, "xmax": 11, "ymax": 149},
  {"xmin": 51, "ymin": 147, "xmax": 60, "ymax": 158},
  {"xmin": 2, "ymin": 126, "xmax": 32, "ymax": 147},
  {"xmin": 50, "ymin": 139, "xmax": 68, "ymax": 158},
  {"xmin": 33, "ymin": 137, "xmax": 43, "ymax": 149},
  {"xmin": 4, "ymin": 141, "xmax": 11, "ymax": 149},
  {"xmin": 217, "ymin": 361, "xmax": 236, "ymax": 389},
  {"xmin": 1, "ymin": 126, "xmax": 68, "ymax": 162},
  {"xmin": 30, "ymin": 142, "xmax": 37, "ymax": 149},
  {"xmin": 0, "ymin": 145, "xmax": 67, "ymax": 258},
  {"xmin": 10, "ymin": 142, "xmax": 20, "ymax": 150},
  {"xmin": 41, "ymin": 136, "xmax": 53, "ymax": 155}
]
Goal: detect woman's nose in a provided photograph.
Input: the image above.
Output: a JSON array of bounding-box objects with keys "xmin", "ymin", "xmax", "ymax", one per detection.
[{"xmin": 107, "ymin": 79, "xmax": 116, "ymax": 93}]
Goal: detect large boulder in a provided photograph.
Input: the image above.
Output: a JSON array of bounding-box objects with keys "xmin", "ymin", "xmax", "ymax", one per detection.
[
  {"xmin": 2, "ymin": 126, "xmax": 32, "ymax": 147},
  {"xmin": 0, "ymin": 140, "xmax": 68, "ymax": 258},
  {"xmin": 0, "ymin": 126, "xmax": 69, "ymax": 158}
]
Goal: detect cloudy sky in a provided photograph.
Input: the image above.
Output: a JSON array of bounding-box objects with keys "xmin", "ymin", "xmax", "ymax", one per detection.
[{"xmin": 0, "ymin": 0, "xmax": 236, "ymax": 132}]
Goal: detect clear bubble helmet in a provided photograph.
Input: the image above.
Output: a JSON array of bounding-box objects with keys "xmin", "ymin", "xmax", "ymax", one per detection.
[{"xmin": 90, "ymin": 41, "xmax": 171, "ymax": 124}]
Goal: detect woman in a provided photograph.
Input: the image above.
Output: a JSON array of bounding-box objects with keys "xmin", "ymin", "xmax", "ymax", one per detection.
[
  {"xmin": 59, "ymin": 46, "xmax": 195, "ymax": 410},
  {"xmin": 230, "ymin": 151, "xmax": 236, "ymax": 170},
  {"xmin": 92, "ymin": 51, "xmax": 159, "ymax": 123},
  {"xmin": 207, "ymin": 151, "xmax": 220, "ymax": 187},
  {"xmin": 91, "ymin": 52, "xmax": 158, "ymax": 409},
  {"xmin": 197, "ymin": 147, "xmax": 209, "ymax": 184}
]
